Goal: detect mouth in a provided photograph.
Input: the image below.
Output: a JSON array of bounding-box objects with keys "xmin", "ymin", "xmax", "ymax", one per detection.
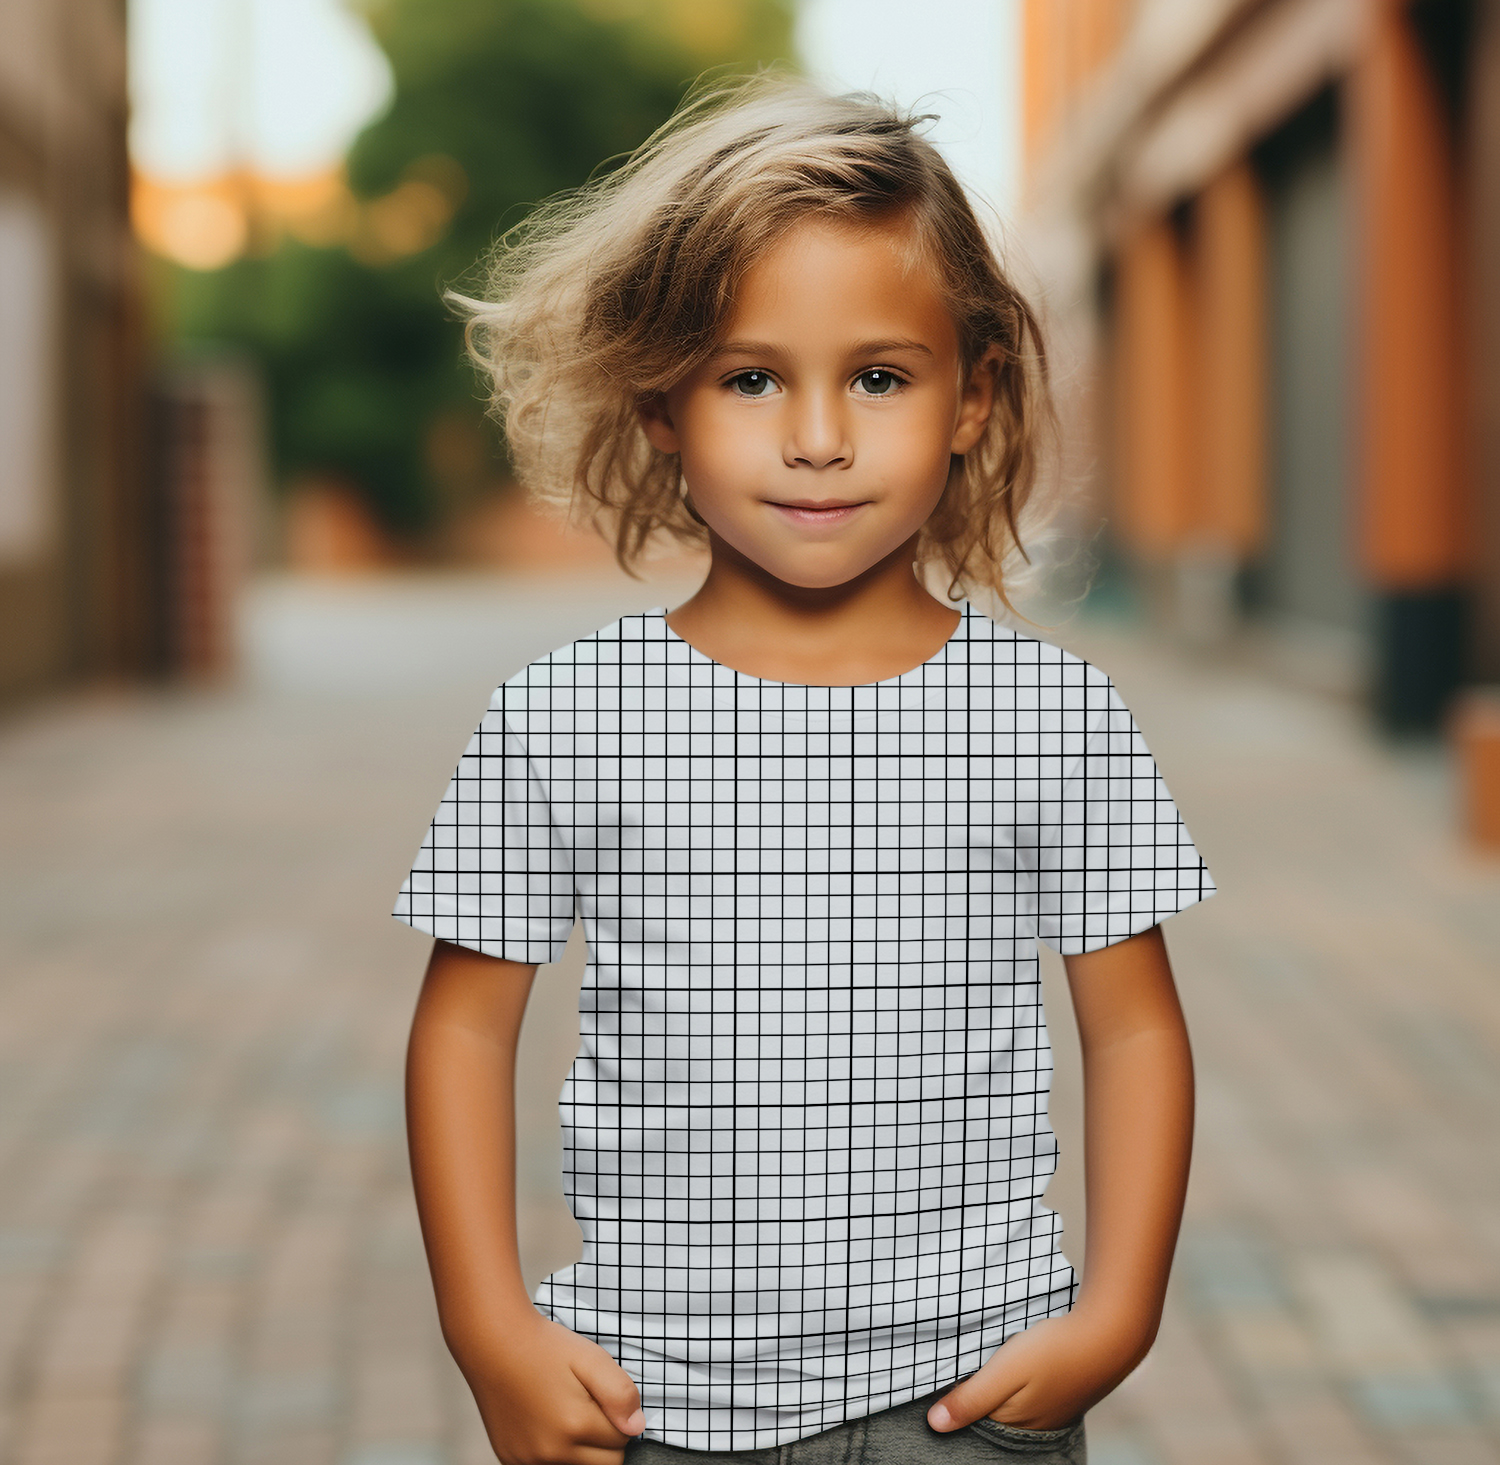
[{"xmin": 765, "ymin": 499, "xmax": 871, "ymax": 526}]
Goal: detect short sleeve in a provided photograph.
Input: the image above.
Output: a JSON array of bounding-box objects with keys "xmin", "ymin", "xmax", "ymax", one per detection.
[
  {"xmin": 392, "ymin": 702, "xmax": 575, "ymax": 965},
  {"xmin": 1035, "ymin": 677, "xmax": 1216, "ymax": 955}
]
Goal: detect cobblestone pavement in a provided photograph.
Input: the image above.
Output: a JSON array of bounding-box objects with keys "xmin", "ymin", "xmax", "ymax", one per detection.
[{"xmin": 1, "ymin": 571, "xmax": 1497, "ymax": 1465}]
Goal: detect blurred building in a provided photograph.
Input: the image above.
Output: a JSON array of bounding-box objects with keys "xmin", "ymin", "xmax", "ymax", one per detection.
[
  {"xmin": 0, "ymin": 0, "xmax": 251, "ymax": 699},
  {"xmin": 1021, "ymin": 0, "xmax": 1500, "ymax": 736},
  {"xmin": 0, "ymin": 0, "xmax": 164, "ymax": 698}
]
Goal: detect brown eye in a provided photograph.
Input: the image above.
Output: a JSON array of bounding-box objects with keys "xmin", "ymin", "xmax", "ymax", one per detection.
[
  {"xmin": 731, "ymin": 371, "xmax": 776, "ymax": 397},
  {"xmin": 856, "ymin": 369, "xmax": 900, "ymax": 396}
]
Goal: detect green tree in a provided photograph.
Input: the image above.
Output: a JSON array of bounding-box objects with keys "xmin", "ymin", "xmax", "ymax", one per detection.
[{"xmin": 170, "ymin": 0, "xmax": 793, "ymax": 535}]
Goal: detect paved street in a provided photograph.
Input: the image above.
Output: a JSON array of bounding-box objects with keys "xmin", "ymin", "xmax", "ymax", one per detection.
[{"xmin": 1, "ymin": 570, "xmax": 1497, "ymax": 1465}]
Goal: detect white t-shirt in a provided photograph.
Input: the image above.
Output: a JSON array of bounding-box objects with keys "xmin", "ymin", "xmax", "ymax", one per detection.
[{"xmin": 394, "ymin": 601, "xmax": 1215, "ymax": 1451}]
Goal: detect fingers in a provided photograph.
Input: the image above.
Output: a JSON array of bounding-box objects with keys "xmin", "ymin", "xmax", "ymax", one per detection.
[
  {"xmin": 573, "ymin": 1353, "xmax": 646, "ymax": 1437},
  {"xmin": 927, "ymin": 1361, "xmax": 1019, "ymax": 1432},
  {"xmin": 545, "ymin": 1399, "xmax": 633, "ymax": 1455}
]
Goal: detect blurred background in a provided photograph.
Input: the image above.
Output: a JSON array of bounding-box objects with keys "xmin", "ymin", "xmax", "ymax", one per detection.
[{"xmin": 2, "ymin": 2, "xmax": 1500, "ymax": 1463}]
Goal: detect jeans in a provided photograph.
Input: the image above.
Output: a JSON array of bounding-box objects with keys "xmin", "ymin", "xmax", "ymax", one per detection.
[{"xmin": 623, "ymin": 1390, "xmax": 1086, "ymax": 1464}]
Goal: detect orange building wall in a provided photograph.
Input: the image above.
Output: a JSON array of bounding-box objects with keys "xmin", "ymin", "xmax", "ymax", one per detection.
[{"xmin": 1022, "ymin": 0, "xmax": 1134, "ymax": 173}]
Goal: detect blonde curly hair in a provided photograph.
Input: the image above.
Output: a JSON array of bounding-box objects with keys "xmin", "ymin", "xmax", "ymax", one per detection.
[{"xmin": 453, "ymin": 73, "xmax": 1059, "ymax": 613}]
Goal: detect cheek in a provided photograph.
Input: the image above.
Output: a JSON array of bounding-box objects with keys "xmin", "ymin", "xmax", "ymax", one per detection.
[
  {"xmin": 871, "ymin": 397, "xmax": 960, "ymax": 481},
  {"xmin": 676, "ymin": 401, "xmax": 769, "ymax": 487}
]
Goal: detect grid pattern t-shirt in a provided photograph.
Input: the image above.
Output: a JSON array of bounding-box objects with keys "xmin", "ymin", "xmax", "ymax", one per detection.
[{"xmin": 393, "ymin": 601, "xmax": 1216, "ymax": 1451}]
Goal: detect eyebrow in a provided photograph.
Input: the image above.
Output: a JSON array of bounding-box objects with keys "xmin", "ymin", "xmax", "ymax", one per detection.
[{"xmin": 709, "ymin": 337, "xmax": 936, "ymax": 362}]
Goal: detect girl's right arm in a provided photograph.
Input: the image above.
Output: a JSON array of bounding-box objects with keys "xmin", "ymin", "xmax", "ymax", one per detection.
[{"xmin": 406, "ymin": 939, "xmax": 646, "ymax": 1465}]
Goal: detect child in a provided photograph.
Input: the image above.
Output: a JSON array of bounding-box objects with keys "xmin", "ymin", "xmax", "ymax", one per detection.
[{"xmin": 395, "ymin": 77, "xmax": 1215, "ymax": 1465}]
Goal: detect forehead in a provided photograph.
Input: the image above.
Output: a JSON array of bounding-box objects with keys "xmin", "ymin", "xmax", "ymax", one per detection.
[{"xmin": 721, "ymin": 215, "xmax": 957, "ymax": 354}]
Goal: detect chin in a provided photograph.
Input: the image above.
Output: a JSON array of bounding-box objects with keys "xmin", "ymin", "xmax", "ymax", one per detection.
[
  {"xmin": 768, "ymin": 558, "xmax": 871, "ymax": 590},
  {"xmin": 716, "ymin": 526, "xmax": 887, "ymax": 589}
]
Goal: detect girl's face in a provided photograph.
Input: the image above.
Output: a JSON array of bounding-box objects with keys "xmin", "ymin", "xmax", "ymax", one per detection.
[{"xmin": 639, "ymin": 215, "xmax": 995, "ymax": 590}]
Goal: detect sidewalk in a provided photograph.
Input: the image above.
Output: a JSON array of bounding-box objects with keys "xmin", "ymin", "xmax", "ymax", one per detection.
[{"xmin": 0, "ymin": 572, "xmax": 1496, "ymax": 1465}]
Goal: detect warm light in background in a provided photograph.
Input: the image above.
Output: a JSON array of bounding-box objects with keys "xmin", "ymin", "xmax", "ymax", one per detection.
[
  {"xmin": 130, "ymin": 157, "xmax": 469, "ymax": 272},
  {"xmin": 127, "ymin": 0, "xmax": 392, "ymax": 268}
]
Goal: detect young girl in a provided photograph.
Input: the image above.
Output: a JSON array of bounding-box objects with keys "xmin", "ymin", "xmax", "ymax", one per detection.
[{"xmin": 395, "ymin": 78, "xmax": 1215, "ymax": 1465}]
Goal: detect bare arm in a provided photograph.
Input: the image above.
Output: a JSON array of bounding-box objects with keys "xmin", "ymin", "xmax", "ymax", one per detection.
[
  {"xmin": 929, "ymin": 923, "xmax": 1194, "ymax": 1431},
  {"xmin": 407, "ymin": 939, "xmax": 645, "ymax": 1464},
  {"xmin": 1068, "ymin": 923, "xmax": 1194, "ymax": 1347}
]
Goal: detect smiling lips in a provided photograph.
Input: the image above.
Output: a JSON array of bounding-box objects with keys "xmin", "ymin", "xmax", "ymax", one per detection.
[{"xmin": 767, "ymin": 499, "xmax": 869, "ymax": 526}]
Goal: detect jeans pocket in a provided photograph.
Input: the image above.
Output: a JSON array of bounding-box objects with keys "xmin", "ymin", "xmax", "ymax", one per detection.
[{"xmin": 965, "ymin": 1415, "xmax": 1086, "ymax": 1460}]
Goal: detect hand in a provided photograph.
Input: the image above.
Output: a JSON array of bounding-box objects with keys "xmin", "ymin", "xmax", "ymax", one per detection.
[
  {"xmin": 926, "ymin": 1310, "xmax": 1145, "ymax": 1434},
  {"xmin": 456, "ymin": 1308, "xmax": 645, "ymax": 1465}
]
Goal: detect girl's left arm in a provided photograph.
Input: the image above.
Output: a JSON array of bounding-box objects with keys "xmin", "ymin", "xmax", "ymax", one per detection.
[{"xmin": 928, "ymin": 923, "xmax": 1194, "ymax": 1433}]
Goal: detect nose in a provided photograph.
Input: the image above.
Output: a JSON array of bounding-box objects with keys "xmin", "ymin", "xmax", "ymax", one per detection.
[{"xmin": 783, "ymin": 386, "xmax": 851, "ymax": 470}]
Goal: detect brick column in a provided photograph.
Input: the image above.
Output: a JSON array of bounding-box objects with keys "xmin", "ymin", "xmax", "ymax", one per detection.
[
  {"xmin": 1112, "ymin": 214, "xmax": 1196, "ymax": 559},
  {"xmin": 1194, "ymin": 160, "xmax": 1269, "ymax": 564},
  {"xmin": 1472, "ymin": 0, "xmax": 1500, "ymax": 681},
  {"xmin": 1348, "ymin": 0, "xmax": 1471, "ymax": 732},
  {"xmin": 1111, "ymin": 175, "xmax": 1266, "ymax": 639}
]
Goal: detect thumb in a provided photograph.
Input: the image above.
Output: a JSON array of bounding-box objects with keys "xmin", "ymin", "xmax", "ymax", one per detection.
[
  {"xmin": 927, "ymin": 1358, "xmax": 1019, "ymax": 1433},
  {"xmin": 574, "ymin": 1353, "xmax": 645, "ymax": 1436}
]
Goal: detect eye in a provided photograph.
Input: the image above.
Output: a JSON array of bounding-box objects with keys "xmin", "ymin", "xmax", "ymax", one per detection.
[
  {"xmin": 855, "ymin": 369, "xmax": 903, "ymax": 396},
  {"xmin": 729, "ymin": 370, "xmax": 778, "ymax": 398}
]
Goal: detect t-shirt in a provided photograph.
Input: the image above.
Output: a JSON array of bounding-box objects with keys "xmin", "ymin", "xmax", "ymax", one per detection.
[{"xmin": 393, "ymin": 600, "xmax": 1216, "ymax": 1452}]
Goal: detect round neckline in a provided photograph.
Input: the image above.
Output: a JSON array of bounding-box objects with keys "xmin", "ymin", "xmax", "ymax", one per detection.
[{"xmin": 650, "ymin": 601, "xmax": 971, "ymax": 691}]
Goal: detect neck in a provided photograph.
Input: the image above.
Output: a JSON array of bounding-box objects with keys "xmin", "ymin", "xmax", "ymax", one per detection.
[{"xmin": 664, "ymin": 533, "xmax": 962, "ymax": 685}]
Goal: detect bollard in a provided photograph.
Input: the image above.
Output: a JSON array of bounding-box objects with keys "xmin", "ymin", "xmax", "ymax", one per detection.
[{"xmin": 1450, "ymin": 687, "xmax": 1500, "ymax": 851}]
